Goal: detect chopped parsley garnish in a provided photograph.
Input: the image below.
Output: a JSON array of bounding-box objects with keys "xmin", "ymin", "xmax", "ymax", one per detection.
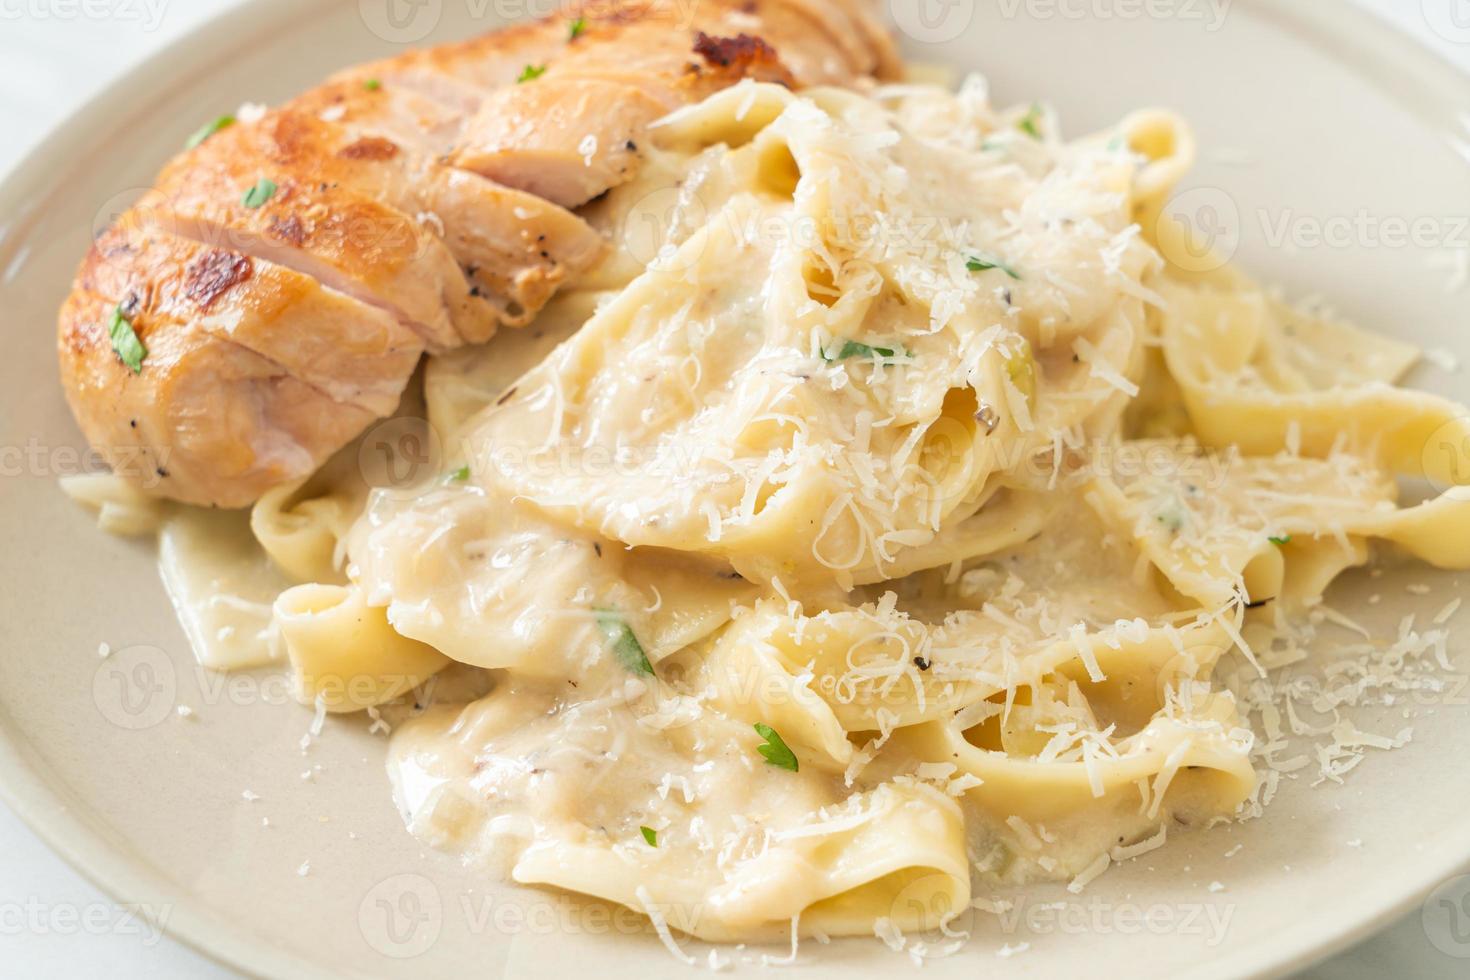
[
  {"xmin": 1018, "ymin": 103, "xmax": 1044, "ymax": 139},
  {"xmin": 185, "ymin": 115, "xmax": 235, "ymax": 150},
  {"xmin": 363, "ymin": 78, "xmax": 382, "ymax": 91},
  {"xmin": 449, "ymin": 465, "xmax": 471, "ymax": 482},
  {"xmin": 517, "ymin": 64, "xmax": 547, "ymax": 83},
  {"xmin": 966, "ymin": 253, "xmax": 1022, "ymax": 280},
  {"xmin": 640, "ymin": 826, "xmax": 658, "ymax": 846},
  {"xmin": 1156, "ymin": 508, "xmax": 1185, "ymax": 534},
  {"xmin": 108, "ymin": 305, "xmax": 147, "ymax": 374},
  {"xmin": 822, "ymin": 340, "xmax": 905, "ymax": 362},
  {"xmin": 1268, "ymin": 535, "xmax": 1292, "ymax": 546},
  {"xmin": 1106, "ymin": 133, "xmax": 1128, "ymax": 153},
  {"xmin": 754, "ymin": 723, "xmax": 799, "ymax": 772},
  {"xmin": 595, "ymin": 610, "xmax": 654, "ymax": 676},
  {"xmin": 568, "ymin": 16, "xmax": 587, "ymax": 39},
  {"xmin": 241, "ymin": 178, "xmax": 277, "ymax": 209}
]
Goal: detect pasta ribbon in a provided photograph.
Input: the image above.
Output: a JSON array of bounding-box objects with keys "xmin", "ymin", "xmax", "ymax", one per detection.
[{"xmin": 273, "ymin": 584, "xmax": 450, "ymax": 712}]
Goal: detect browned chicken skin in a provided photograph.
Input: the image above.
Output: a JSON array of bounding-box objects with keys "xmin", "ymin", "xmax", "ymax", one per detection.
[{"xmin": 59, "ymin": 0, "xmax": 899, "ymax": 508}]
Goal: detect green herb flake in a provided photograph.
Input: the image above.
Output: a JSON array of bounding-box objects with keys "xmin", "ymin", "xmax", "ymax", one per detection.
[
  {"xmin": 568, "ymin": 17, "xmax": 587, "ymax": 39},
  {"xmin": 966, "ymin": 253, "xmax": 1022, "ymax": 280},
  {"xmin": 450, "ymin": 465, "xmax": 471, "ymax": 482},
  {"xmin": 241, "ymin": 178, "xmax": 277, "ymax": 209},
  {"xmin": 1157, "ymin": 509, "xmax": 1185, "ymax": 534},
  {"xmin": 1018, "ymin": 103, "xmax": 1044, "ymax": 140},
  {"xmin": 185, "ymin": 115, "xmax": 236, "ymax": 150},
  {"xmin": 108, "ymin": 305, "xmax": 147, "ymax": 374},
  {"xmin": 1268, "ymin": 535, "xmax": 1292, "ymax": 547},
  {"xmin": 517, "ymin": 64, "xmax": 547, "ymax": 83},
  {"xmin": 822, "ymin": 340, "xmax": 905, "ymax": 362},
  {"xmin": 363, "ymin": 78, "xmax": 382, "ymax": 91},
  {"xmin": 595, "ymin": 610, "xmax": 654, "ymax": 677},
  {"xmin": 754, "ymin": 723, "xmax": 799, "ymax": 772},
  {"xmin": 640, "ymin": 826, "xmax": 658, "ymax": 847}
]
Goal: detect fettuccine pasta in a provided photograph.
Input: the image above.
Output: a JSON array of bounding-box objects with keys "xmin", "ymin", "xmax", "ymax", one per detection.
[{"xmin": 67, "ymin": 74, "xmax": 1470, "ymax": 949}]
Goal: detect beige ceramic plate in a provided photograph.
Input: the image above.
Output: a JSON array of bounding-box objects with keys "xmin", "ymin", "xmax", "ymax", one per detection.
[{"xmin": 2, "ymin": 1, "xmax": 1469, "ymax": 977}]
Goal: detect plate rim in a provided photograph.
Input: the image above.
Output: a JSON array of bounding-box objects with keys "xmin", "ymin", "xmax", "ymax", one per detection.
[
  {"xmin": 1, "ymin": 2, "xmax": 1468, "ymax": 978},
  {"xmin": 0, "ymin": 6, "xmax": 368, "ymax": 977}
]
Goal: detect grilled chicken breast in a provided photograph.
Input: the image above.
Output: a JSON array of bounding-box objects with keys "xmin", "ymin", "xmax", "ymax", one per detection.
[{"xmin": 59, "ymin": 0, "xmax": 898, "ymax": 508}]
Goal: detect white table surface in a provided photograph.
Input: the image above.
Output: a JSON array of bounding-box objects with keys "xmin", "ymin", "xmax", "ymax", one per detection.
[{"xmin": 2, "ymin": 1, "xmax": 1467, "ymax": 977}]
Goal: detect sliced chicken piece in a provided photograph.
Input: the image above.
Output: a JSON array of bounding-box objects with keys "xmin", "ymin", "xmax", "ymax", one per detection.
[
  {"xmin": 60, "ymin": 258, "xmax": 389, "ymax": 508},
  {"xmin": 418, "ymin": 169, "xmax": 606, "ymax": 325},
  {"xmin": 453, "ymin": 77, "xmax": 678, "ymax": 208},
  {"xmin": 342, "ymin": 0, "xmax": 894, "ymax": 108},
  {"xmin": 85, "ymin": 221, "xmax": 422, "ymax": 414},
  {"xmin": 291, "ymin": 78, "xmax": 466, "ymax": 153},
  {"xmin": 449, "ymin": 1, "xmax": 892, "ymax": 207},
  {"xmin": 334, "ymin": 14, "xmax": 572, "ymax": 108},
  {"xmin": 60, "ymin": 0, "xmax": 898, "ymax": 508},
  {"xmin": 554, "ymin": 2, "xmax": 883, "ymax": 88},
  {"xmin": 149, "ymin": 114, "xmax": 481, "ymax": 350},
  {"xmin": 772, "ymin": 0, "xmax": 906, "ymax": 81},
  {"xmin": 287, "ymin": 80, "xmax": 607, "ymax": 326}
]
